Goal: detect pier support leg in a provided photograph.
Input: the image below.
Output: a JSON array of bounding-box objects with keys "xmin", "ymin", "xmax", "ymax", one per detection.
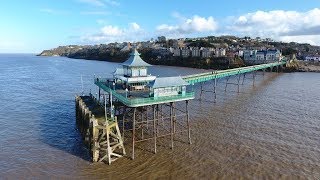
[
  {"xmin": 153, "ymin": 105, "xmax": 157, "ymax": 154},
  {"xmin": 214, "ymin": 76, "xmax": 217, "ymax": 103},
  {"xmin": 225, "ymin": 77, "xmax": 229, "ymax": 92},
  {"xmin": 170, "ymin": 102, "xmax": 174, "ymax": 149},
  {"xmin": 98, "ymin": 88, "xmax": 101, "ymax": 102},
  {"xmin": 122, "ymin": 107, "xmax": 126, "ymax": 142},
  {"xmin": 141, "ymin": 108, "xmax": 144, "ymax": 140},
  {"xmin": 173, "ymin": 103, "xmax": 176, "ymax": 134},
  {"xmin": 237, "ymin": 73, "xmax": 241, "ymax": 93},
  {"xmin": 146, "ymin": 106, "xmax": 149, "ymax": 130},
  {"xmin": 132, "ymin": 108, "xmax": 136, "ymax": 160},
  {"xmin": 253, "ymin": 71, "xmax": 256, "ymax": 87},
  {"xmin": 186, "ymin": 100, "xmax": 191, "ymax": 144},
  {"xmin": 200, "ymin": 82, "xmax": 204, "ymax": 99},
  {"xmin": 242, "ymin": 73, "xmax": 246, "ymax": 85},
  {"xmin": 156, "ymin": 105, "xmax": 159, "ymax": 135}
]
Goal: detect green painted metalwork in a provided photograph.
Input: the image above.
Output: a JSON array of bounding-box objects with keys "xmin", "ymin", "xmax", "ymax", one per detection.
[
  {"xmin": 95, "ymin": 79, "xmax": 195, "ymax": 107},
  {"xmin": 183, "ymin": 61, "xmax": 286, "ymax": 84},
  {"xmin": 95, "ymin": 61, "xmax": 285, "ymax": 107}
]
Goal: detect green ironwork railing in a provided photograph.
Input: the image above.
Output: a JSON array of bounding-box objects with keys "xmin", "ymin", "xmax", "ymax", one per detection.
[
  {"xmin": 183, "ymin": 61, "xmax": 286, "ymax": 84},
  {"xmin": 94, "ymin": 61, "xmax": 285, "ymax": 107},
  {"xmin": 95, "ymin": 79, "xmax": 195, "ymax": 107}
]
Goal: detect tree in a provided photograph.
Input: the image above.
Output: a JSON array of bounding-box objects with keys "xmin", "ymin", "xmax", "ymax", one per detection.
[
  {"xmin": 157, "ymin": 36, "xmax": 166, "ymax": 43},
  {"xmin": 282, "ymin": 47, "xmax": 298, "ymax": 56}
]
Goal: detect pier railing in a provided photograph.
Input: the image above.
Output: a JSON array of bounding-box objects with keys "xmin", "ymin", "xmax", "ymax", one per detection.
[
  {"xmin": 183, "ymin": 61, "xmax": 286, "ymax": 84},
  {"xmin": 95, "ymin": 79, "xmax": 195, "ymax": 107}
]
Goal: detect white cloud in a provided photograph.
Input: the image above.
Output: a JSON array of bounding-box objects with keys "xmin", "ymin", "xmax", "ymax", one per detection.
[
  {"xmin": 105, "ymin": 0, "xmax": 120, "ymax": 6},
  {"xmin": 156, "ymin": 15, "xmax": 218, "ymax": 36},
  {"xmin": 77, "ymin": 0, "xmax": 105, "ymax": 7},
  {"xmin": 96, "ymin": 19, "xmax": 107, "ymax": 25},
  {"xmin": 279, "ymin": 35, "xmax": 320, "ymax": 45},
  {"xmin": 77, "ymin": 0, "xmax": 120, "ymax": 7},
  {"xmin": 228, "ymin": 8, "xmax": 320, "ymax": 44},
  {"xmin": 101, "ymin": 25, "xmax": 124, "ymax": 36},
  {"xmin": 81, "ymin": 11, "xmax": 110, "ymax": 15},
  {"xmin": 129, "ymin": 22, "xmax": 141, "ymax": 31},
  {"xmin": 81, "ymin": 22, "xmax": 147, "ymax": 43},
  {"xmin": 78, "ymin": 8, "xmax": 320, "ymax": 46},
  {"xmin": 40, "ymin": 8, "xmax": 68, "ymax": 15}
]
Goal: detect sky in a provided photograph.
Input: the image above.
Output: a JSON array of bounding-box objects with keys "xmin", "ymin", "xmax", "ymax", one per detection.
[{"xmin": 1, "ymin": 0, "xmax": 320, "ymax": 53}]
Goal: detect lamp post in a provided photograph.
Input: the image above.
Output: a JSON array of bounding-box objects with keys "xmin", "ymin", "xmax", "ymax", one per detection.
[
  {"xmin": 113, "ymin": 82, "xmax": 115, "ymax": 91},
  {"xmin": 104, "ymin": 93, "xmax": 108, "ymax": 124},
  {"xmin": 125, "ymin": 88, "xmax": 128, "ymax": 98},
  {"xmin": 110, "ymin": 92, "xmax": 114, "ymax": 120}
]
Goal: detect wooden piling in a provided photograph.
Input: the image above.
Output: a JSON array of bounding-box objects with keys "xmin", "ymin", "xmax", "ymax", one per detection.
[{"xmin": 75, "ymin": 95, "xmax": 125, "ymax": 164}]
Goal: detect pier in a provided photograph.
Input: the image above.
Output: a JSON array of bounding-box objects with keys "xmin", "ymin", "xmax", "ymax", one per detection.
[{"xmin": 75, "ymin": 49, "xmax": 286, "ymax": 164}]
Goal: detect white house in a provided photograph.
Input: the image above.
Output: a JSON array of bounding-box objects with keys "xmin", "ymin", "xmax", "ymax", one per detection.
[
  {"xmin": 181, "ymin": 47, "xmax": 190, "ymax": 58},
  {"xmin": 173, "ymin": 48, "xmax": 181, "ymax": 57},
  {"xmin": 243, "ymin": 49, "xmax": 281, "ymax": 64},
  {"xmin": 191, "ymin": 47, "xmax": 201, "ymax": 57},
  {"xmin": 201, "ymin": 48, "xmax": 213, "ymax": 58},
  {"xmin": 305, "ymin": 55, "xmax": 320, "ymax": 62}
]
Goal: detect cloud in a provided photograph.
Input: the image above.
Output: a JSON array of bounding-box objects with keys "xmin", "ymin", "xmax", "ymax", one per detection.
[
  {"xmin": 81, "ymin": 22, "xmax": 147, "ymax": 43},
  {"xmin": 129, "ymin": 22, "xmax": 141, "ymax": 31},
  {"xmin": 81, "ymin": 11, "xmax": 110, "ymax": 15},
  {"xmin": 77, "ymin": 0, "xmax": 119, "ymax": 7},
  {"xmin": 228, "ymin": 8, "xmax": 320, "ymax": 38},
  {"xmin": 105, "ymin": 0, "xmax": 120, "ymax": 6},
  {"xmin": 40, "ymin": 8, "xmax": 68, "ymax": 15},
  {"xmin": 156, "ymin": 15, "xmax": 218, "ymax": 36},
  {"xmin": 77, "ymin": 0, "xmax": 105, "ymax": 7},
  {"xmin": 279, "ymin": 35, "xmax": 320, "ymax": 46},
  {"xmin": 78, "ymin": 8, "xmax": 320, "ymax": 46},
  {"xmin": 101, "ymin": 25, "xmax": 124, "ymax": 36},
  {"xmin": 96, "ymin": 19, "xmax": 107, "ymax": 25}
]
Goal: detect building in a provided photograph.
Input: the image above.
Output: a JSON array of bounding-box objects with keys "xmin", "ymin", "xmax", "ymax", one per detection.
[
  {"xmin": 214, "ymin": 48, "xmax": 226, "ymax": 57},
  {"xmin": 172, "ymin": 48, "xmax": 181, "ymax": 57},
  {"xmin": 191, "ymin": 47, "xmax": 200, "ymax": 57},
  {"xmin": 181, "ymin": 47, "xmax": 190, "ymax": 58},
  {"xmin": 305, "ymin": 55, "xmax": 320, "ymax": 62},
  {"xmin": 148, "ymin": 76, "xmax": 189, "ymax": 98},
  {"xmin": 201, "ymin": 48, "xmax": 213, "ymax": 58},
  {"xmin": 113, "ymin": 49, "xmax": 156, "ymax": 90},
  {"xmin": 243, "ymin": 49, "xmax": 281, "ymax": 65},
  {"xmin": 266, "ymin": 50, "xmax": 281, "ymax": 61},
  {"xmin": 152, "ymin": 47, "xmax": 171, "ymax": 57}
]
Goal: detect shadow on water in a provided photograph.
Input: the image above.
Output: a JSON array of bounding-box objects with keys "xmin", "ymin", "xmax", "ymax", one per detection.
[{"xmin": 38, "ymin": 99, "xmax": 91, "ymax": 161}]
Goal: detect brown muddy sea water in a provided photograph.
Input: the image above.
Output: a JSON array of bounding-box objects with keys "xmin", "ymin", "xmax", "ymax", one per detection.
[{"xmin": 0, "ymin": 54, "xmax": 319, "ymax": 179}]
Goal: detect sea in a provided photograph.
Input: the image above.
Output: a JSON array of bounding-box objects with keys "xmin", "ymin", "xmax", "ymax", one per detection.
[{"xmin": 0, "ymin": 54, "xmax": 319, "ymax": 179}]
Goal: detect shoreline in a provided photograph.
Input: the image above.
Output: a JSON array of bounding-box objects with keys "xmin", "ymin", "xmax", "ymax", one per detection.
[
  {"xmin": 39, "ymin": 54, "xmax": 320, "ymax": 73},
  {"xmin": 297, "ymin": 63, "xmax": 320, "ymax": 73}
]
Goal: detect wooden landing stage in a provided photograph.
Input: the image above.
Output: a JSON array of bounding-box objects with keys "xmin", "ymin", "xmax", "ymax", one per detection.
[{"xmin": 75, "ymin": 95, "xmax": 125, "ymax": 164}]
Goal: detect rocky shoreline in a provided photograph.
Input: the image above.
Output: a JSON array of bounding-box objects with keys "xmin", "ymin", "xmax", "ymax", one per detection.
[{"xmin": 296, "ymin": 62, "xmax": 320, "ymax": 73}]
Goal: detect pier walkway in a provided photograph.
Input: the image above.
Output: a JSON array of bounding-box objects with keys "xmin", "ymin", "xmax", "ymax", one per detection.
[
  {"xmin": 183, "ymin": 61, "xmax": 286, "ymax": 84},
  {"xmin": 95, "ymin": 61, "xmax": 286, "ymax": 108}
]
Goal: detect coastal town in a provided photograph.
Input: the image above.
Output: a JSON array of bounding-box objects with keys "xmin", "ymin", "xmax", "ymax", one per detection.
[{"xmin": 40, "ymin": 35, "xmax": 320, "ymax": 70}]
